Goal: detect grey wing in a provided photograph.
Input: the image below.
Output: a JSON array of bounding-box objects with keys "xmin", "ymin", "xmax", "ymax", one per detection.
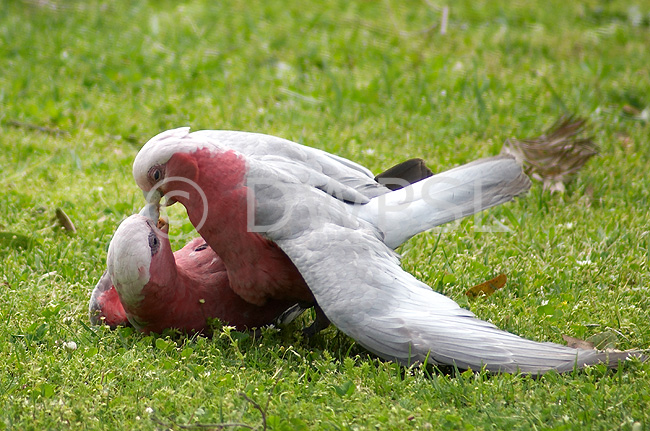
[
  {"xmin": 275, "ymin": 225, "xmax": 635, "ymax": 374},
  {"xmin": 190, "ymin": 130, "xmax": 389, "ymax": 201}
]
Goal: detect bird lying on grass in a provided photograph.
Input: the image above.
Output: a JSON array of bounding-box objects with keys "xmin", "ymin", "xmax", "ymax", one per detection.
[
  {"xmin": 124, "ymin": 128, "xmax": 646, "ymax": 374},
  {"xmin": 105, "ymin": 213, "xmax": 299, "ymax": 333}
]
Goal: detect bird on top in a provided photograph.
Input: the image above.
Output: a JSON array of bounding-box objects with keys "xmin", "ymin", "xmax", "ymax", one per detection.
[
  {"xmin": 123, "ymin": 127, "xmax": 645, "ymax": 374},
  {"xmin": 90, "ymin": 157, "xmax": 435, "ymax": 332}
]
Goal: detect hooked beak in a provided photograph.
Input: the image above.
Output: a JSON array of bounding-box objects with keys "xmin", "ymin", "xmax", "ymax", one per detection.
[
  {"xmin": 143, "ymin": 188, "xmax": 163, "ymax": 207},
  {"xmin": 138, "ymin": 203, "xmax": 169, "ymax": 234},
  {"xmin": 139, "ymin": 202, "xmax": 160, "ymax": 222},
  {"xmin": 157, "ymin": 216, "xmax": 169, "ymax": 234}
]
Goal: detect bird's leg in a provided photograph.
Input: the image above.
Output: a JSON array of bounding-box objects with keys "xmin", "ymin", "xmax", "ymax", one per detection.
[{"xmin": 302, "ymin": 304, "xmax": 330, "ymax": 337}]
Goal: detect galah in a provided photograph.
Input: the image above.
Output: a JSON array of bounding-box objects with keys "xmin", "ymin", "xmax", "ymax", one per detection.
[
  {"xmin": 90, "ymin": 158, "xmax": 435, "ymax": 332},
  {"xmin": 105, "ymin": 214, "xmax": 298, "ymax": 333},
  {"xmin": 127, "ymin": 128, "xmax": 646, "ymax": 374},
  {"xmin": 133, "ymin": 129, "xmax": 530, "ymax": 308}
]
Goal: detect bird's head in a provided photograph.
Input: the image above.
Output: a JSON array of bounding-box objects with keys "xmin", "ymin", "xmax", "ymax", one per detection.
[
  {"xmin": 132, "ymin": 127, "xmax": 205, "ymax": 210},
  {"xmin": 107, "ymin": 213, "xmax": 174, "ymax": 312}
]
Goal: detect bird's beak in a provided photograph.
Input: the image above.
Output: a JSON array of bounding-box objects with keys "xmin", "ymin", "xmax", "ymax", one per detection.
[
  {"xmin": 139, "ymin": 202, "xmax": 160, "ymax": 222},
  {"xmin": 143, "ymin": 188, "xmax": 163, "ymax": 206},
  {"xmin": 157, "ymin": 217, "xmax": 169, "ymax": 234}
]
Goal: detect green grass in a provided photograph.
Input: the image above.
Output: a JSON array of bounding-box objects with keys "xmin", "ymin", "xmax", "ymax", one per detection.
[{"xmin": 1, "ymin": 0, "xmax": 650, "ymax": 429}]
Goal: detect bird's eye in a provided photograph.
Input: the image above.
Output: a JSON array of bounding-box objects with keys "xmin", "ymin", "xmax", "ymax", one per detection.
[
  {"xmin": 148, "ymin": 166, "xmax": 163, "ymax": 184},
  {"xmin": 148, "ymin": 231, "xmax": 160, "ymax": 256}
]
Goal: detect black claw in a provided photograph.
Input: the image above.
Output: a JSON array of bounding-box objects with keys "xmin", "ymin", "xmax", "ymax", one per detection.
[{"xmin": 302, "ymin": 304, "xmax": 330, "ymax": 338}]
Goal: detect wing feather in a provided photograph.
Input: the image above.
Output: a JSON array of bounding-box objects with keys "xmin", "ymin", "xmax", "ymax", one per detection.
[
  {"xmin": 189, "ymin": 130, "xmax": 387, "ymax": 201},
  {"xmin": 275, "ymin": 223, "xmax": 635, "ymax": 374}
]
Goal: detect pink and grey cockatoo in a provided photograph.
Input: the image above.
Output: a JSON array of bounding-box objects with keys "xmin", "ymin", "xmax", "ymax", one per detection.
[
  {"xmin": 126, "ymin": 128, "xmax": 645, "ymax": 374},
  {"xmin": 104, "ymin": 214, "xmax": 297, "ymax": 333},
  {"xmin": 90, "ymin": 158, "xmax": 435, "ymax": 332},
  {"xmin": 133, "ymin": 129, "xmax": 531, "ymax": 309}
]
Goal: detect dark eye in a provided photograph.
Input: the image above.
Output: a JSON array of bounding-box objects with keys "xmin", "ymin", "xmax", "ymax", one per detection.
[
  {"xmin": 194, "ymin": 243, "xmax": 208, "ymax": 252},
  {"xmin": 148, "ymin": 165, "xmax": 163, "ymax": 183},
  {"xmin": 148, "ymin": 231, "xmax": 160, "ymax": 256}
]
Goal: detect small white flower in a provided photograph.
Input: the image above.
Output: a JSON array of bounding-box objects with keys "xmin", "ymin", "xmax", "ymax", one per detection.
[
  {"xmin": 145, "ymin": 407, "xmax": 154, "ymax": 415},
  {"xmin": 576, "ymin": 259, "xmax": 593, "ymax": 266},
  {"xmin": 362, "ymin": 148, "xmax": 375, "ymax": 155},
  {"xmin": 63, "ymin": 341, "xmax": 77, "ymax": 351}
]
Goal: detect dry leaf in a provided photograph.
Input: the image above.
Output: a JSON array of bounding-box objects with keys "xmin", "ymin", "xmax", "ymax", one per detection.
[
  {"xmin": 562, "ymin": 331, "xmax": 621, "ymax": 351},
  {"xmin": 465, "ymin": 274, "xmax": 507, "ymax": 298},
  {"xmin": 55, "ymin": 208, "xmax": 77, "ymax": 233},
  {"xmin": 562, "ymin": 334, "xmax": 595, "ymax": 350}
]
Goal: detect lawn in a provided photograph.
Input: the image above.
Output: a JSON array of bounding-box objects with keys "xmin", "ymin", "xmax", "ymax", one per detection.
[{"xmin": 1, "ymin": 0, "xmax": 650, "ymax": 429}]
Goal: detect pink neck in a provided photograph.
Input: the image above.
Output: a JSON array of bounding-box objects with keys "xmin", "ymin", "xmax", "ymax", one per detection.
[
  {"xmin": 170, "ymin": 148, "xmax": 312, "ymax": 305},
  {"xmin": 123, "ymin": 239, "xmax": 294, "ymax": 333}
]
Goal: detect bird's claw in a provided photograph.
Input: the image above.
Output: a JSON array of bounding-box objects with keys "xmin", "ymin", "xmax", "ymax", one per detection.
[{"xmin": 302, "ymin": 305, "xmax": 331, "ymax": 338}]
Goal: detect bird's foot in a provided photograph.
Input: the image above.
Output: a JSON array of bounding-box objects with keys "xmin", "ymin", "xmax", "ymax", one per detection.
[{"xmin": 302, "ymin": 305, "xmax": 330, "ymax": 338}]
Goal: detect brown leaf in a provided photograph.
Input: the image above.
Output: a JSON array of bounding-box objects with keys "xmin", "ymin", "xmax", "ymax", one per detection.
[
  {"xmin": 55, "ymin": 208, "xmax": 77, "ymax": 234},
  {"xmin": 562, "ymin": 330, "xmax": 621, "ymax": 351},
  {"xmin": 562, "ymin": 334, "xmax": 595, "ymax": 350},
  {"xmin": 465, "ymin": 274, "xmax": 507, "ymax": 299}
]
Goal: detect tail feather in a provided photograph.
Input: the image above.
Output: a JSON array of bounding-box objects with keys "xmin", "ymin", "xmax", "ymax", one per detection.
[
  {"xmin": 374, "ymin": 158, "xmax": 434, "ymax": 191},
  {"xmin": 359, "ymin": 155, "xmax": 531, "ymax": 248},
  {"xmin": 370, "ymin": 310, "xmax": 646, "ymax": 374}
]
